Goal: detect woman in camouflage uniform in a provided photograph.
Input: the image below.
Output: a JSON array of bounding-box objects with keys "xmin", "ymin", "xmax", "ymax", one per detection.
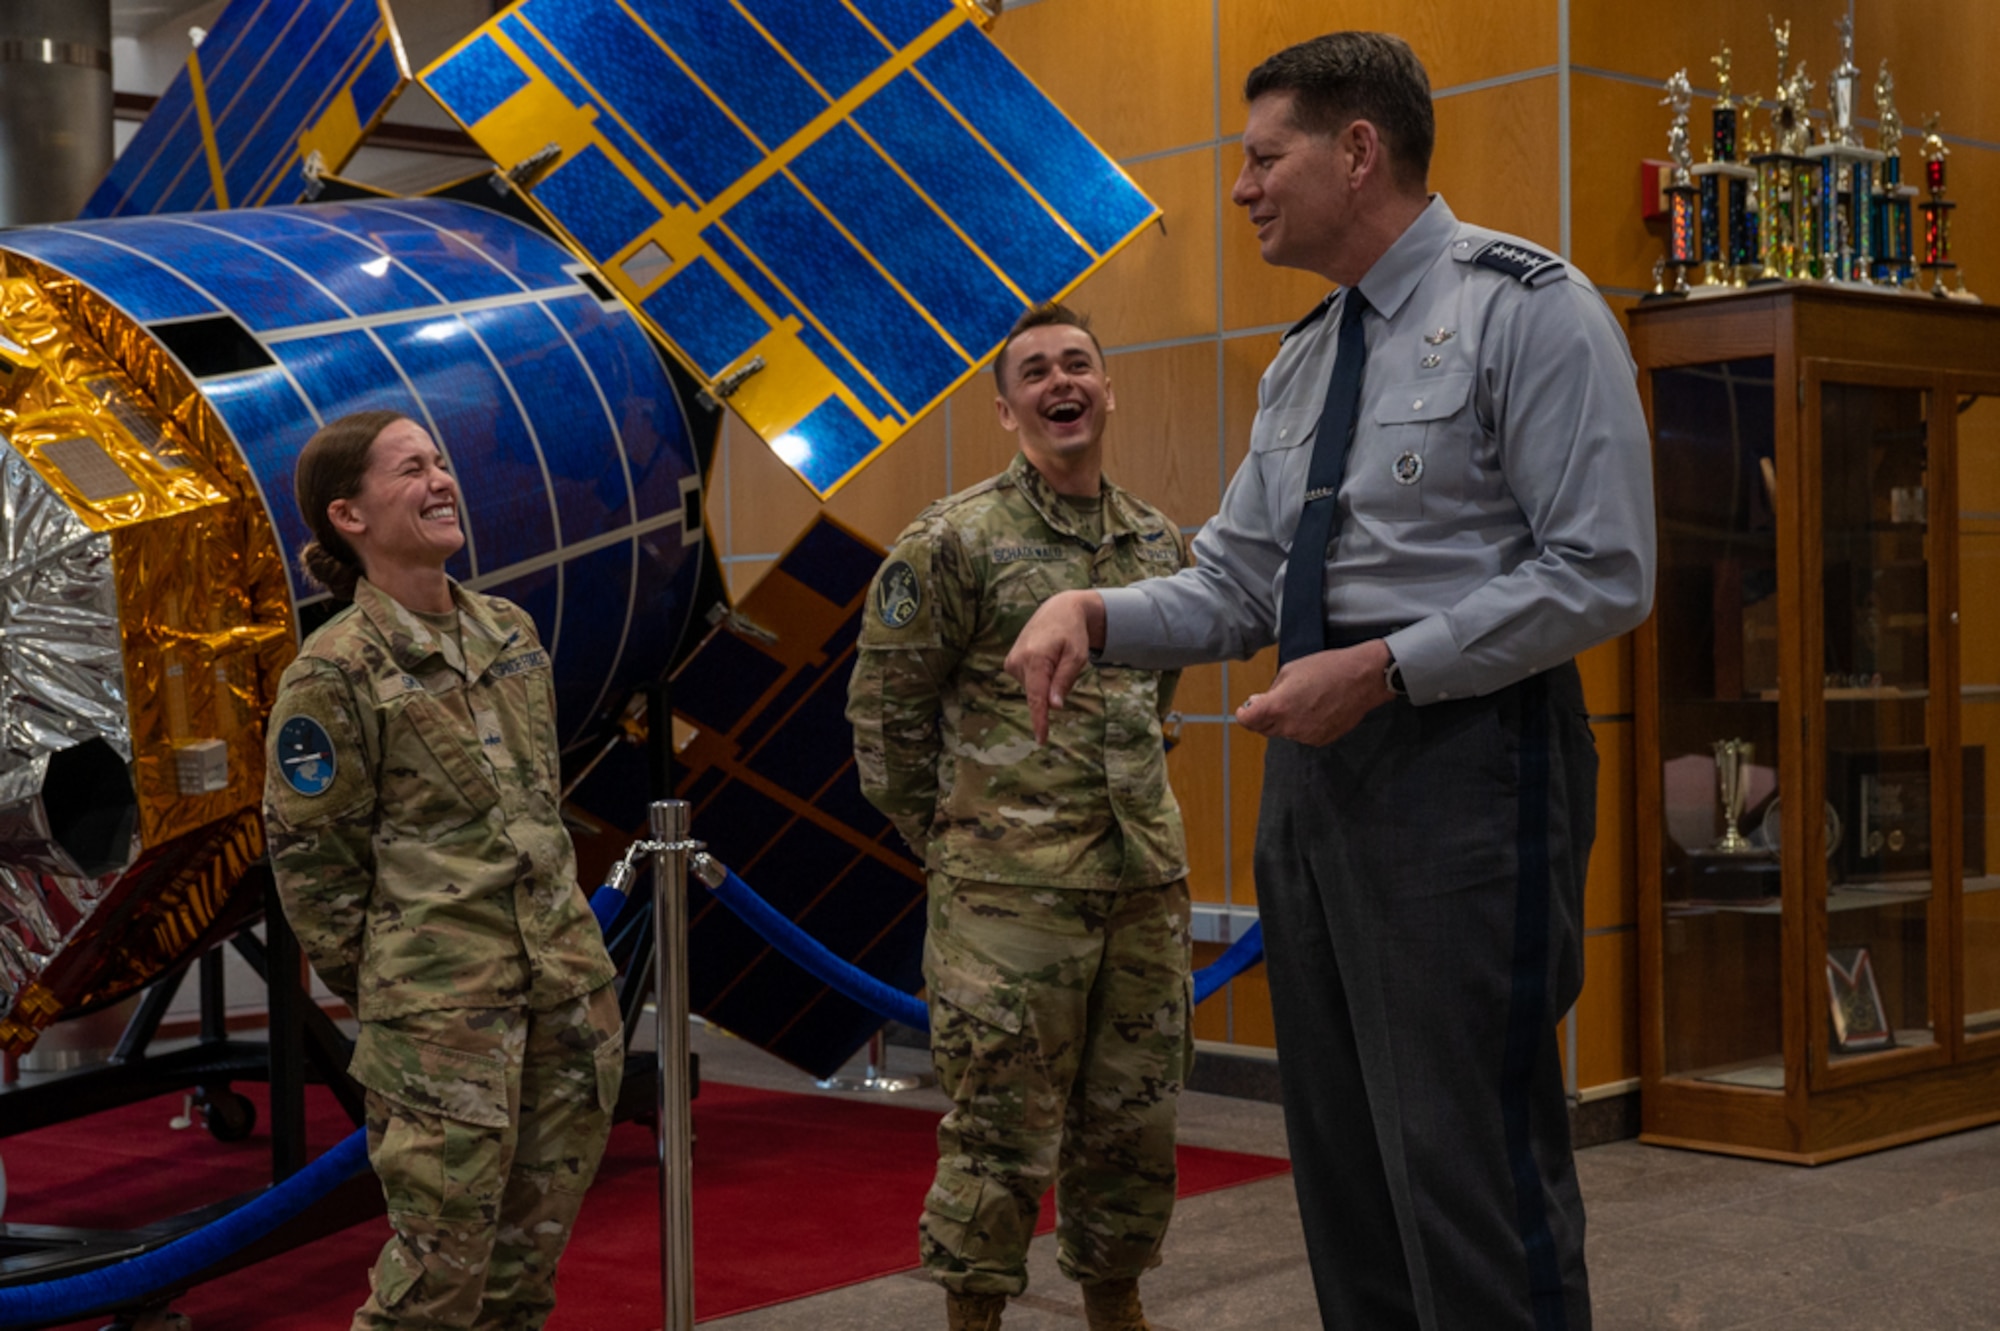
[{"xmin": 262, "ymin": 410, "xmax": 622, "ymax": 1330}]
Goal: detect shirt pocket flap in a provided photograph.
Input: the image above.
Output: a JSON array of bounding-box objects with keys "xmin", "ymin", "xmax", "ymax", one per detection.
[
  {"xmin": 1249, "ymin": 406, "xmax": 1316, "ymax": 453},
  {"xmin": 349, "ymin": 1022, "xmax": 511, "ymax": 1129},
  {"xmin": 1374, "ymin": 372, "xmax": 1473, "ymax": 425}
]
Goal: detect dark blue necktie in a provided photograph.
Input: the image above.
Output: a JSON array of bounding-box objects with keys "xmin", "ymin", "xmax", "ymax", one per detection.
[{"xmin": 1277, "ymin": 288, "xmax": 1370, "ymax": 665}]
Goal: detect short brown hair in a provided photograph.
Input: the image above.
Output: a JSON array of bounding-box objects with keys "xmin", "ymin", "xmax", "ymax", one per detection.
[
  {"xmin": 294, "ymin": 409, "xmax": 408, "ymax": 601},
  {"xmin": 1245, "ymin": 32, "xmax": 1435, "ymax": 190},
  {"xmin": 993, "ymin": 303, "xmax": 1103, "ymax": 389}
]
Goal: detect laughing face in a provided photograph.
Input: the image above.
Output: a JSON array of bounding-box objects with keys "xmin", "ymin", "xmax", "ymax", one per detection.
[
  {"xmin": 994, "ymin": 323, "xmax": 1114, "ymax": 478},
  {"xmin": 331, "ymin": 417, "xmax": 465, "ymax": 575}
]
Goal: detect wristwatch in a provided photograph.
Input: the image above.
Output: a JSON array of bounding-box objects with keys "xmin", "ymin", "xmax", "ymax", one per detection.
[{"xmin": 1384, "ymin": 651, "xmax": 1408, "ymax": 698}]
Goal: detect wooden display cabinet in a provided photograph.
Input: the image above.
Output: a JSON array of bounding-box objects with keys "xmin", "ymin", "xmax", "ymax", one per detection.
[{"xmin": 1630, "ymin": 285, "xmax": 2000, "ymax": 1162}]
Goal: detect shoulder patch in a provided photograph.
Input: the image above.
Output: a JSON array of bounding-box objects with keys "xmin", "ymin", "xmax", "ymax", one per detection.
[
  {"xmin": 275, "ymin": 715, "xmax": 338, "ymax": 797},
  {"xmin": 1457, "ymin": 237, "xmax": 1566, "ymax": 287},
  {"xmin": 875, "ymin": 559, "xmax": 923, "ymax": 628},
  {"xmin": 1281, "ymin": 294, "xmax": 1336, "ymax": 343}
]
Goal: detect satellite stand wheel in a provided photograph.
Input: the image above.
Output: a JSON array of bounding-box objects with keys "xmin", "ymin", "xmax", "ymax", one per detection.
[{"xmin": 195, "ymin": 1085, "xmax": 257, "ymax": 1142}]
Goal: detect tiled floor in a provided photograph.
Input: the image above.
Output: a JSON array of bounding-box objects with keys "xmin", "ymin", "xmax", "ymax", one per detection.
[{"xmin": 691, "ymin": 1023, "xmax": 2000, "ymax": 1329}]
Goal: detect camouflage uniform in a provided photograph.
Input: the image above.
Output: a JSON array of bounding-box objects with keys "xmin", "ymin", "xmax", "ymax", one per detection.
[
  {"xmin": 264, "ymin": 577, "xmax": 621, "ymax": 1330},
  {"xmin": 847, "ymin": 453, "xmax": 1195, "ymax": 1297}
]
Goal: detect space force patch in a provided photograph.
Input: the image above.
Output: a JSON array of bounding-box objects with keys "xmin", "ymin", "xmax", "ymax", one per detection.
[
  {"xmin": 876, "ymin": 560, "xmax": 922, "ymax": 629},
  {"xmin": 276, "ymin": 715, "xmax": 338, "ymax": 797}
]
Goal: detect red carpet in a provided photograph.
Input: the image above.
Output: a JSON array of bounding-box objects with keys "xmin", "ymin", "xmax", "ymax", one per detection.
[{"xmin": 8, "ymin": 1081, "xmax": 1289, "ymax": 1328}]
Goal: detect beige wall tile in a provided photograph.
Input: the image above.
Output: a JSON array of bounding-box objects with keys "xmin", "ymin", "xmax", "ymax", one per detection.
[
  {"xmin": 1432, "ymin": 76, "xmax": 1563, "ymax": 252},
  {"xmin": 1571, "ymin": 0, "xmax": 1848, "ymax": 86},
  {"xmin": 1101, "ymin": 342, "xmax": 1223, "ymax": 529},
  {"xmin": 1863, "ymin": 0, "xmax": 2000, "ymax": 148},
  {"xmin": 1219, "ymin": 0, "xmax": 1559, "ymax": 136},
  {"xmin": 992, "ymin": 0, "xmax": 1216, "ymax": 161},
  {"xmin": 1587, "ymin": 720, "xmax": 1637, "ymax": 931},
  {"xmin": 1569, "ymin": 72, "xmax": 1682, "ymax": 295},
  {"xmin": 1168, "ymin": 721, "xmax": 1229, "ymax": 904},
  {"xmin": 1578, "ymin": 928, "xmax": 1641, "ymax": 1090},
  {"xmin": 1068, "ymin": 148, "xmax": 1220, "ymax": 350},
  {"xmin": 825, "ymin": 402, "xmax": 949, "ymax": 549}
]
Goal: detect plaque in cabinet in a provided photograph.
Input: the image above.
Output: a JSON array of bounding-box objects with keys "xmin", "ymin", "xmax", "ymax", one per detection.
[
  {"xmin": 1826, "ymin": 946, "xmax": 1894, "ymax": 1053},
  {"xmin": 1835, "ymin": 746, "xmax": 1984, "ymax": 881}
]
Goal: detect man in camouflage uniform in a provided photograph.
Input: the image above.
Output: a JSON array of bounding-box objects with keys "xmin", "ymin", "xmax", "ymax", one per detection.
[
  {"xmin": 265, "ymin": 413, "xmax": 621, "ymax": 1330},
  {"xmin": 847, "ymin": 305, "xmax": 1193, "ymax": 1331}
]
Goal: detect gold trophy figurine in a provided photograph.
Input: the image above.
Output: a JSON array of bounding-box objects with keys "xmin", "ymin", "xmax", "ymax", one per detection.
[{"xmin": 1713, "ymin": 739, "xmax": 1757, "ymax": 853}]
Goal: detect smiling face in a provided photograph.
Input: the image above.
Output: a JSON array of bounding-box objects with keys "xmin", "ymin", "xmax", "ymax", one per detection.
[
  {"xmin": 1233, "ymin": 91, "xmax": 1357, "ymax": 279},
  {"xmin": 328, "ymin": 418, "xmax": 464, "ymax": 578},
  {"xmin": 993, "ymin": 323, "xmax": 1114, "ymax": 480}
]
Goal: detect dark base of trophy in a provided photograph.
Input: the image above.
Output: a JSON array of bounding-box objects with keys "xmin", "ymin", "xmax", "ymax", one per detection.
[
  {"xmin": 1922, "ymin": 261, "xmax": 1958, "ymax": 297},
  {"xmin": 1674, "ymin": 847, "xmax": 1782, "ymax": 903}
]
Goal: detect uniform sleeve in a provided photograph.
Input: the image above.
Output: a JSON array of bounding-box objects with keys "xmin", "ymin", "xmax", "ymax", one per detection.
[
  {"xmin": 1152, "ymin": 525, "xmax": 1195, "ymax": 720},
  {"xmin": 1385, "ymin": 279, "xmax": 1657, "ymax": 702},
  {"xmin": 846, "ymin": 522, "xmax": 975, "ymax": 855},
  {"xmin": 262, "ymin": 661, "xmax": 377, "ymax": 1006},
  {"xmin": 1101, "ymin": 451, "xmax": 1287, "ymax": 669}
]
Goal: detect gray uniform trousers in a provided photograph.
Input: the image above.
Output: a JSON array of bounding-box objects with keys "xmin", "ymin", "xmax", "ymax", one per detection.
[{"xmin": 1257, "ymin": 662, "xmax": 1594, "ymax": 1331}]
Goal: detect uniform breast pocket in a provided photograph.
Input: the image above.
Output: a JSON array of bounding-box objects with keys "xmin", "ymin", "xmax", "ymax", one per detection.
[
  {"xmin": 1250, "ymin": 407, "xmax": 1315, "ymax": 535},
  {"xmin": 378, "ymin": 692, "xmax": 502, "ymax": 842},
  {"xmin": 1364, "ymin": 372, "xmax": 1474, "ymax": 520}
]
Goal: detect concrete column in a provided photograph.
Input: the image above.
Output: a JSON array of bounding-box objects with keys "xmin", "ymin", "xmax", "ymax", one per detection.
[{"xmin": 0, "ymin": 0, "xmax": 113, "ymax": 224}]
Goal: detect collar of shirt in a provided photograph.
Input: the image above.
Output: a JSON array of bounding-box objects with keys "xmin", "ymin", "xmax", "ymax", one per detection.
[
  {"xmin": 354, "ymin": 576, "xmax": 519, "ymax": 680},
  {"xmin": 1006, "ymin": 451, "xmax": 1154, "ymax": 548},
  {"xmin": 1351, "ymin": 194, "xmax": 1460, "ymax": 323}
]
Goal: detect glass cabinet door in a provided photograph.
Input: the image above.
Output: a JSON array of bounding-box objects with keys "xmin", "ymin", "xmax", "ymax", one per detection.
[
  {"xmin": 1651, "ymin": 356, "xmax": 1784, "ymax": 1088},
  {"xmin": 1817, "ymin": 380, "xmax": 1937, "ymax": 1071},
  {"xmin": 1957, "ymin": 389, "xmax": 2000, "ymax": 1048}
]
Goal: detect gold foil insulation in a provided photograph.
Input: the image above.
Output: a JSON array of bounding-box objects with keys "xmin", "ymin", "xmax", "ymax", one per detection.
[{"xmin": 0, "ymin": 253, "xmax": 294, "ymax": 1052}]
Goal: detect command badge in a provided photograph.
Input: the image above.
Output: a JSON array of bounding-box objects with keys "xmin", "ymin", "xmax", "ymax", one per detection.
[
  {"xmin": 876, "ymin": 560, "xmax": 922, "ymax": 629},
  {"xmin": 277, "ymin": 715, "xmax": 338, "ymax": 797}
]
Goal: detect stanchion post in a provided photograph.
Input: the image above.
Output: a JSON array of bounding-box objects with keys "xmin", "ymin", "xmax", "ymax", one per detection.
[{"xmin": 649, "ymin": 799, "xmax": 696, "ymax": 1331}]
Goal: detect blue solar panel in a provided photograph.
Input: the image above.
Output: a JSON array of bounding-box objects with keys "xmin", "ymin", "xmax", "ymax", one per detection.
[
  {"xmin": 552, "ymin": 539, "xmax": 636, "ymax": 733},
  {"xmin": 0, "ymin": 227, "xmax": 220, "ymax": 323},
  {"xmin": 420, "ymin": 0, "xmax": 1156, "ymax": 498},
  {"xmin": 473, "ymin": 308, "xmax": 634, "ymax": 541},
  {"xmin": 200, "ymin": 365, "xmax": 323, "ymax": 578},
  {"xmin": 82, "ymin": 0, "xmax": 408, "ymax": 219}
]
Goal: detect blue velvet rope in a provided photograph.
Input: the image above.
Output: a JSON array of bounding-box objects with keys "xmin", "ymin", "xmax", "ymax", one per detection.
[
  {"xmin": 0, "ymin": 870, "xmax": 1267, "ymax": 1326},
  {"xmin": 699, "ymin": 866, "xmax": 1265, "ymax": 1032},
  {"xmin": 0, "ymin": 884, "xmax": 632, "ymax": 1329}
]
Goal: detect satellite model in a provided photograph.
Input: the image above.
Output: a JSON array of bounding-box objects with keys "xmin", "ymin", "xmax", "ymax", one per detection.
[{"xmin": 0, "ymin": 0, "xmax": 1157, "ymax": 1074}]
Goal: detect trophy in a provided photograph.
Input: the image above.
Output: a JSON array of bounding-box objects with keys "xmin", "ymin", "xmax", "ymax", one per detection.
[
  {"xmin": 1916, "ymin": 115, "xmax": 1973, "ymax": 299},
  {"xmin": 1750, "ymin": 18, "xmax": 1816, "ymax": 282},
  {"xmin": 1692, "ymin": 45, "xmax": 1758, "ymax": 285},
  {"xmin": 1873, "ymin": 62, "xmax": 1916, "ymax": 285},
  {"xmin": 1713, "ymin": 738, "xmax": 1757, "ymax": 853},
  {"xmin": 1655, "ymin": 69, "xmax": 1699, "ymax": 296},
  {"xmin": 1802, "ymin": 16, "xmax": 1884, "ymax": 283}
]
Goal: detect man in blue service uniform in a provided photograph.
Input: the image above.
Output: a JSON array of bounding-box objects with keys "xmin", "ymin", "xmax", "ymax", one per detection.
[{"xmin": 1005, "ymin": 31, "xmax": 1656, "ymax": 1331}]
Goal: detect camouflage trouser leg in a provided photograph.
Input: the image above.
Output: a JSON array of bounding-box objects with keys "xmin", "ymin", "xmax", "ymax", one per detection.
[
  {"xmin": 919, "ymin": 873, "xmax": 1192, "ymax": 1297},
  {"xmin": 349, "ymin": 986, "xmax": 623, "ymax": 1330}
]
